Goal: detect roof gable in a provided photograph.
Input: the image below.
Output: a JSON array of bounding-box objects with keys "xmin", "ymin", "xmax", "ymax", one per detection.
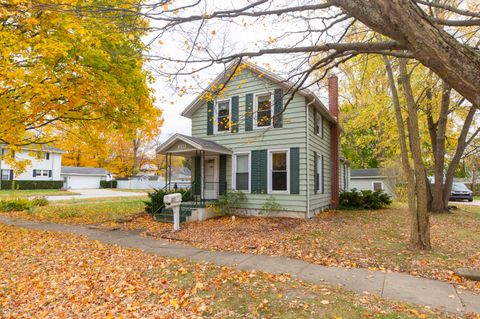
[{"xmin": 180, "ymin": 61, "xmax": 335, "ymax": 123}]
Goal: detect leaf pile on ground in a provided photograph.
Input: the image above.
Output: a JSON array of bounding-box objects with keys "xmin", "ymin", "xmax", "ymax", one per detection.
[
  {"xmin": 126, "ymin": 206, "xmax": 480, "ymax": 292},
  {"xmin": 0, "ymin": 223, "xmax": 457, "ymax": 319},
  {"xmin": 0, "ymin": 197, "xmax": 146, "ymax": 225}
]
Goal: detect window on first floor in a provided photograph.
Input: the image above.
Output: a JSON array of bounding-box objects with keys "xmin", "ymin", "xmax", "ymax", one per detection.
[
  {"xmin": 269, "ymin": 150, "xmax": 289, "ymax": 193},
  {"xmin": 316, "ymin": 155, "xmax": 324, "ymax": 193},
  {"xmin": 233, "ymin": 153, "xmax": 250, "ymax": 192},
  {"xmin": 34, "ymin": 169, "xmax": 51, "ymax": 177},
  {"xmin": 372, "ymin": 181, "xmax": 383, "ymax": 191},
  {"xmin": 1, "ymin": 169, "xmax": 11, "ymax": 180}
]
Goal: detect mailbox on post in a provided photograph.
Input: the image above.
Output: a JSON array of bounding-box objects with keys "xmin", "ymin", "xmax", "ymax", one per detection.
[{"xmin": 164, "ymin": 193, "xmax": 182, "ymax": 231}]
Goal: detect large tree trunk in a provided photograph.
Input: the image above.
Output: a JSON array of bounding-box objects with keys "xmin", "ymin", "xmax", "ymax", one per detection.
[
  {"xmin": 383, "ymin": 56, "xmax": 426, "ymax": 249},
  {"xmin": 399, "ymin": 58, "xmax": 431, "ymax": 250},
  {"xmin": 333, "ymin": 0, "xmax": 480, "ymax": 107},
  {"xmin": 431, "ymin": 82, "xmax": 451, "ymax": 213}
]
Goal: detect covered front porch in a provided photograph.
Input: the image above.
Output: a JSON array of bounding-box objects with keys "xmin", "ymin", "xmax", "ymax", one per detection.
[{"xmin": 156, "ymin": 134, "xmax": 232, "ymax": 203}]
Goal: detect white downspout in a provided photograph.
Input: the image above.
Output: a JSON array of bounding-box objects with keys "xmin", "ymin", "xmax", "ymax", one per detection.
[{"xmin": 306, "ymin": 98, "xmax": 315, "ymax": 218}]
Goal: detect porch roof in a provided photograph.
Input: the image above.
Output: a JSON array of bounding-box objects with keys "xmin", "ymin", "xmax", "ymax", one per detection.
[{"xmin": 156, "ymin": 133, "xmax": 232, "ymax": 156}]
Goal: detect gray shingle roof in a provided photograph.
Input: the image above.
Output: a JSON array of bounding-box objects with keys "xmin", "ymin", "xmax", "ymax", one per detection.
[
  {"xmin": 61, "ymin": 166, "xmax": 110, "ymax": 176},
  {"xmin": 350, "ymin": 168, "xmax": 382, "ymax": 177},
  {"xmin": 156, "ymin": 133, "xmax": 232, "ymax": 155}
]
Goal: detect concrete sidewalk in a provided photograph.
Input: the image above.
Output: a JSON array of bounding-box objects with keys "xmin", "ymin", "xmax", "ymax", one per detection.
[{"xmin": 0, "ymin": 215, "xmax": 478, "ymax": 315}]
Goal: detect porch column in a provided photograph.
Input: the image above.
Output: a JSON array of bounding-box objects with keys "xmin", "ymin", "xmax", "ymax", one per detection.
[{"xmin": 201, "ymin": 150, "xmax": 205, "ymax": 201}]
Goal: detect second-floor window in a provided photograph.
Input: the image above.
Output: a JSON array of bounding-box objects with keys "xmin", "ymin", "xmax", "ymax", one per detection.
[
  {"xmin": 215, "ymin": 99, "xmax": 230, "ymax": 133},
  {"xmin": 255, "ymin": 92, "xmax": 272, "ymax": 128}
]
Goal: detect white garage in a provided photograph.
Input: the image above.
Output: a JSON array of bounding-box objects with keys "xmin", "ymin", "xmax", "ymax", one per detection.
[{"xmin": 61, "ymin": 166, "xmax": 111, "ymax": 189}]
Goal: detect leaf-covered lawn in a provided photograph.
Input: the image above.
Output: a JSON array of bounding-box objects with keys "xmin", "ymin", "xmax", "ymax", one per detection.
[
  {"xmin": 0, "ymin": 223, "xmax": 462, "ymax": 318},
  {"xmin": 0, "ymin": 189, "xmax": 78, "ymax": 198},
  {"xmin": 122, "ymin": 206, "xmax": 480, "ymax": 292},
  {"xmin": 0, "ymin": 197, "xmax": 147, "ymax": 225}
]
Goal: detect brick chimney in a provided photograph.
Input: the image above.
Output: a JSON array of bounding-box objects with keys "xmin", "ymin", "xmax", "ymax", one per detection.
[{"xmin": 328, "ymin": 75, "xmax": 340, "ymax": 209}]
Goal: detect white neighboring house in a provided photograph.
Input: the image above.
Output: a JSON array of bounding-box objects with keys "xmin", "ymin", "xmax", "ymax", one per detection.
[
  {"xmin": 0, "ymin": 146, "xmax": 64, "ymax": 182},
  {"xmin": 0, "ymin": 145, "xmax": 111, "ymax": 189},
  {"xmin": 61, "ymin": 166, "xmax": 112, "ymax": 189},
  {"xmin": 349, "ymin": 168, "xmax": 398, "ymax": 198}
]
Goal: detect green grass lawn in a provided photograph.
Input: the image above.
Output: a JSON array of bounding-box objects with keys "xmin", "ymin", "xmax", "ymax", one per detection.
[
  {"xmin": 0, "ymin": 196, "xmax": 148, "ymax": 225},
  {"xmin": 474, "ymin": 196, "xmax": 480, "ymax": 201},
  {"xmin": 0, "ymin": 189, "xmax": 78, "ymax": 198}
]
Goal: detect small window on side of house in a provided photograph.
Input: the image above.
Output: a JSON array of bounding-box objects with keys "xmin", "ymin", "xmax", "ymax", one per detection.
[
  {"xmin": 372, "ymin": 181, "xmax": 383, "ymax": 191},
  {"xmin": 316, "ymin": 112, "xmax": 323, "ymax": 138}
]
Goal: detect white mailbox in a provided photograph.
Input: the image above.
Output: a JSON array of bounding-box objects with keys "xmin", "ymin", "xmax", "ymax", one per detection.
[
  {"xmin": 163, "ymin": 193, "xmax": 182, "ymax": 231},
  {"xmin": 164, "ymin": 193, "xmax": 182, "ymax": 208}
]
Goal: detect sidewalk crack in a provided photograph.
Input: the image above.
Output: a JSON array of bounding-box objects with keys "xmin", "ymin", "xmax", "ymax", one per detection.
[
  {"xmin": 453, "ymin": 284, "xmax": 466, "ymax": 312},
  {"xmin": 380, "ymin": 272, "xmax": 386, "ymax": 297}
]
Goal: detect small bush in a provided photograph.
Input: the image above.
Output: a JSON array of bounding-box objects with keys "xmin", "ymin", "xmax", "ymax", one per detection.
[
  {"xmin": 145, "ymin": 188, "xmax": 192, "ymax": 214},
  {"xmin": 0, "ymin": 198, "xmax": 33, "ymax": 212},
  {"xmin": 211, "ymin": 190, "xmax": 246, "ymax": 215},
  {"xmin": 100, "ymin": 180, "xmax": 117, "ymax": 188},
  {"xmin": 340, "ymin": 189, "xmax": 392, "ymax": 210},
  {"xmin": 31, "ymin": 197, "xmax": 49, "ymax": 207},
  {"xmin": 260, "ymin": 196, "xmax": 284, "ymax": 215}
]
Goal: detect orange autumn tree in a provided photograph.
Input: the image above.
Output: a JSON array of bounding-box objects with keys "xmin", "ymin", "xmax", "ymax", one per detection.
[{"xmin": 0, "ymin": 0, "xmax": 155, "ymax": 148}]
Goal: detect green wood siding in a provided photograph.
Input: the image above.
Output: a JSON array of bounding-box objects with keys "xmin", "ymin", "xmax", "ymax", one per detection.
[
  {"xmin": 191, "ymin": 68, "xmax": 308, "ymax": 212},
  {"xmin": 308, "ymin": 102, "xmax": 332, "ymax": 211}
]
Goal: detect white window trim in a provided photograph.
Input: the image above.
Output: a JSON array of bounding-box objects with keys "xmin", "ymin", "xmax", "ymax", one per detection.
[
  {"xmin": 316, "ymin": 112, "xmax": 323, "ymax": 137},
  {"xmin": 372, "ymin": 181, "xmax": 384, "ymax": 191},
  {"xmin": 253, "ymin": 91, "xmax": 274, "ymax": 130},
  {"xmin": 317, "ymin": 154, "xmax": 323, "ymax": 193},
  {"xmin": 268, "ymin": 148, "xmax": 290, "ymax": 194},
  {"xmin": 232, "ymin": 152, "xmax": 251, "ymax": 193},
  {"xmin": 214, "ymin": 98, "xmax": 231, "ymax": 134}
]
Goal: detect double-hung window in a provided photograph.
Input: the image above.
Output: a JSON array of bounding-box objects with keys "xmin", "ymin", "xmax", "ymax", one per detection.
[
  {"xmin": 215, "ymin": 99, "xmax": 230, "ymax": 133},
  {"xmin": 315, "ymin": 111, "xmax": 323, "ymax": 138},
  {"xmin": 317, "ymin": 154, "xmax": 324, "ymax": 193},
  {"xmin": 1, "ymin": 169, "xmax": 11, "ymax": 181},
  {"xmin": 255, "ymin": 92, "xmax": 272, "ymax": 128},
  {"xmin": 34, "ymin": 169, "xmax": 50, "ymax": 177},
  {"xmin": 233, "ymin": 153, "xmax": 250, "ymax": 192},
  {"xmin": 269, "ymin": 150, "xmax": 289, "ymax": 193}
]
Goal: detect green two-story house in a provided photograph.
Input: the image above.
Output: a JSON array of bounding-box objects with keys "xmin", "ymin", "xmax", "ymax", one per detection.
[{"xmin": 157, "ymin": 61, "xmax": 349, "ymax": 218}]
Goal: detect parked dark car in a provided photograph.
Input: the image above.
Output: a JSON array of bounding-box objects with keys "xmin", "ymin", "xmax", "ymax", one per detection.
[{"xmin": 449, "ymin": 182, "xmax": 473, "ymax": 202}]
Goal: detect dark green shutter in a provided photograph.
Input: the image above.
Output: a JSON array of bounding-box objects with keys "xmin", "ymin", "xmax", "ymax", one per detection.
[
  {"xmin": 33, "ymin": 169, "xmax": 37, "ymax": 178},
  {"xmin": 290, "ymin": 148, "xmax": 299, "ymax": 194},
  {"xmin": 219, "ymin": 155, "xmax": 227, "ymax": 195},
  {"xmin": 251, "ymin": 150, "xmax": 267, "ymax": 193},
  {"xmin": 273, "ymin": 88, "xmax": 283, "ymax": 128},
  {"xmin": 245, "ymin": 93, "xmax": 253, "ymax": 131},
  {"xmin": 321, "ymin": 155, "xmax": 325, "ymax": 194},
  {"xmin": 231, "ymin": 96, "xmax": 239, "ymax": 133},
  {"xmin": 207, "ymin": 101, "xmax": 214, "ymax": 135},
  {"xmin": 194, "ymin": 156, "xmax": 201, "ymax": 195},
  {"xmin": 313, "ymin": 152, "xmax": 318, "ymax": 194},
  {"xmin": 313, "ymin": 111, "xmax": 318, "ymax": 134},
  {"xmin": 9, "ymin": 170, "xmax": 13, "ymax": 180}
]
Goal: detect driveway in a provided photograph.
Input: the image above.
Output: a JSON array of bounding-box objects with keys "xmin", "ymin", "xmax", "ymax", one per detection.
[
  {"xmin": 46, "ymin": 189, "xmax": 148, "ymax": 201},
  {"xmin": 451, "ymin": 200, "xmax": 480, "ymax": 207}
]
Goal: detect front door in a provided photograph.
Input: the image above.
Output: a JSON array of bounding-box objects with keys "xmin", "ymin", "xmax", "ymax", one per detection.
[{"xmin": 203, "ymin": 156, "xmax": 218, "ymax": 200}]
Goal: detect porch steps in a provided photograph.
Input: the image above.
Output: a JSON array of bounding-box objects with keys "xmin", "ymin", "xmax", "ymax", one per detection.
[{"xmin": 153, "ymin": 205, "xmax": 194, "ymax": 223}]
